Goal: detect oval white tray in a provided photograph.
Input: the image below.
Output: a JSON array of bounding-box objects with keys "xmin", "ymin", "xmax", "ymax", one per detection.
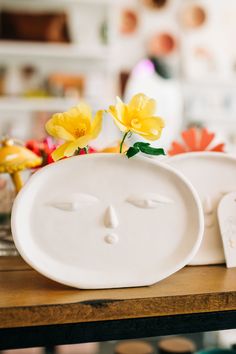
[
  {"xmin": 12, "ymin": 154, "xmax": 203, "ymax": 289},
  {"xmin": 169, "ymin": 152, "xmax": 236, "ymax": 265}
]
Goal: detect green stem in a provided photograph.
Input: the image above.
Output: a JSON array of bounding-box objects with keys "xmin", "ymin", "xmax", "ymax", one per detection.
[
  {"xmin": 120, "ymin": 131, "xmax": 130, "ymax": 153},
  {"xmin": 84, "ymin": 146, "xmax": 89, "ymax": 154}
]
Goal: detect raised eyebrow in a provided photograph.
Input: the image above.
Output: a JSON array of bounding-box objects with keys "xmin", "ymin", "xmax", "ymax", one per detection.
[
  {"xmin": 126, "ymin": 193, "xmax": 174, "ymax": 209},
  {"xmin": 47, "ymin": 193, "xmax": 99, "ymax": 211}
]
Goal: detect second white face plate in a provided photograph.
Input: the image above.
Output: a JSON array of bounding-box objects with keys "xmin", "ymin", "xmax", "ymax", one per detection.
[{"xmin": 169, "ymin": 152, "xmax": 236, "ymax": 265}]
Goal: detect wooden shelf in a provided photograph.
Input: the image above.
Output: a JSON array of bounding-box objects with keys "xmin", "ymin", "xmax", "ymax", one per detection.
[
  {"xmin": 1, "ymin": 256, "xmax": 236, "ymax": 329},
  {"xmin": 0, "ymin": 41, "xmax": 108, "ymax": 60},
  {"xmin": 1, "ymin": 256, "xmax": 236, "ymax": 349}
]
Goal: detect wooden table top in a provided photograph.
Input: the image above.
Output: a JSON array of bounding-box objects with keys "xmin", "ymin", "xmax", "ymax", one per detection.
[{"xmin": 1, "ymin": 256, "xmax": 236, "ymax": 329}]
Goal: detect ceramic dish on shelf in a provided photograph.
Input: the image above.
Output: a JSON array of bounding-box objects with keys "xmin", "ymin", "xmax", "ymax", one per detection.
[
  {"xmin": 11, "ymin": 154, "xmax": 203, "ymax": 289},
  {"xmin": 168, "ymin": 152, "xmax": 236, "ymax": 266}
]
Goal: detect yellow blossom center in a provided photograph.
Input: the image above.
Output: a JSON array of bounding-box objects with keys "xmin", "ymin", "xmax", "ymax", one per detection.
[{"xmin": 74, "ymin": 126, "xmax": 87, "ymax": 138}]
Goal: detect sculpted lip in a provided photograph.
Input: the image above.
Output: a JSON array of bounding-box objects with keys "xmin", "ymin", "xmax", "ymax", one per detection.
[{"xmin": 104, "ymin": 233, "xmax": 119, "ymax": 245}]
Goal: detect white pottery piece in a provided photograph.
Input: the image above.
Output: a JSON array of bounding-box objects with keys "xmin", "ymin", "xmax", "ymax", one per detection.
[
  {"xmin": 168, "ymin": 152, "xmax": 236, "ymax": 265},
  {"xmin": 218, "ymin": 192, "xmax": 236, "ymax": 268},
  {"xmin": 11, "ymin": 154, "xmax": 203, "ymax": 289}
]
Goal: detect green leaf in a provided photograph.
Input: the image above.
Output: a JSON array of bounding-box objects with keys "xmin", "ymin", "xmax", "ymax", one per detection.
[
  {"xmin": 126, "ymin": 141, "xmax": 165, "ymax": 158},
  {"xmin": 133, "ymin": 142, "xmax": 150, "ymax": 149},
  {"xmin": 139, "ymin": 146, "xmax": 165, "ymax": 156},
  {"xmin": 133, "ymin": 142, "xmax": 165, "ymax": 156},
  {"xmin": 126, "ymin": 146, "xmax": 140, "ymax": 158}
]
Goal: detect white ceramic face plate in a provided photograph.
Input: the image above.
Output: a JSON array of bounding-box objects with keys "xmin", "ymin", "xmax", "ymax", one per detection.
[
  {"xmin": 168, "ymin": 152, "xmax": 236, "ymax": 265},
  {"xmin": 12, "ymin": 154, "xmax": 203, "ymax": 289}
]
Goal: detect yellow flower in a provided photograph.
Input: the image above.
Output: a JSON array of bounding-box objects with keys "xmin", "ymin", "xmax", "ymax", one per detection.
[
  {"xmin": 108, "ymin": 93, "xmax": 165, "ymax": 141},
  {"xmin": 45, "ymin": 103, "xmax": 103, "ymax": 161}
]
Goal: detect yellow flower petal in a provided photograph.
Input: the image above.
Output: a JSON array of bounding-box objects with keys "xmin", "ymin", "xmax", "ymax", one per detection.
[
  {"xmin": 108, "ymin": 105, "xmax": 120, "ymax": 122},
  {"xmin": 116, "ymin": 97, "xmax": 129, "ymax": 125},
  {"xmin": 108, "ymin": 105, "xmax": 129, "ymax": 133},
  {"xmin": 112, "ymin": 115, "xmax": 130, "ymax": 132},
  {"xmin": 64, "ymin": 136, "xmax": 91, "ymax": 156},
  {"xmin": 51, "ymin": 142, "xmax": 70, "ymax": 161},
  {"xmin": 131, "ymin": 116, "xmax": 165, "ymax": 141},
  {"xmin": 45, "ymin": 117, "xmax": 75, "ymax": 141},
  {"xmin": 91, "ymin": 110, "xmax": 103, "ymax": 138},
  {"xmin": 129, "ymin": 93, "xmax": 156, "ymax": 118},
  {"xmin": 72, "ymin": 102, "xmax": 92, "ymax": 120}
]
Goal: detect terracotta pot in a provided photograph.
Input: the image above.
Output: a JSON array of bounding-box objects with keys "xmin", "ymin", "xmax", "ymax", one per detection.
[
  {"xmin": 142, "ymin": 0, "xmax": 168, "ymax": 10},
  {"xmin": 148, "ymin": 32, "xmax": 176, "ymax": 56},
  {"xmin": 120, "ymin": 9, "xmax": 138, "ymax": 34},
  {"xmin": 181, "ymin": 5, "xmax": 207, "ymax": 29}
]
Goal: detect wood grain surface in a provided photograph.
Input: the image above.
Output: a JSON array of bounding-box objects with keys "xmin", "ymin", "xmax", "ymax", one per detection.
[{"xmin": 0, "ymin": 256, "xmax": 236, "ymax": 329}]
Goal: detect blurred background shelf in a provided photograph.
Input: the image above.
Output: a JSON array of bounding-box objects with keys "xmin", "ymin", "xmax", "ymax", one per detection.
[
  {"xmin": 0, "ymin": 41, "xmax": 109, "ymax": 60},
  {"xmin": 0, "ymin": 97, "xmax": 79, "ymax": 111},
  {"xmin": 0, "ymin": 0, "xmax": 112, "ymax": 5},
  {"xmin": 0, "ymin": 0, "xmax": 236, "ymax": 150}
]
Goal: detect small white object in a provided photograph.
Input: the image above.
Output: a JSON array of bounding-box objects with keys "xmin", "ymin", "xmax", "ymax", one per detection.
[
  {"xmin": 4, "ymin": 66, "xmax": 22, "ymax": 96},
  {"xmin": 104, "ymin": 205, "xmax": 119, "ymax": 228},
  {"xmin": 12, "ymin": 154, "xmax": 203, "ymax": 289},
  {"xmin": 168, "ymin": 152, "xmax": 236, "ymax": 265},
  {"xmin": 229, "ymin": 237, "xmax": 235, "ymax": 249},
  {"xmin": 218, "ymin": 192, "xmax": 236, "ymax": 268},
  {"xmin": 218, "ymin": 329, "xmax": 236, "ymax": 348}
]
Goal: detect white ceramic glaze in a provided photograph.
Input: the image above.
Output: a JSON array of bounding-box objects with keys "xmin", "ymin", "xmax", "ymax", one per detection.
[
  {"xmin": 218, "ymin": 192, "xmax": 236, "ymax": 268},
  {"xmin": 168, "ymin": 152, "xmax": 236, "ymax": 265},
  {"xmin": 12, "ymin": 154, "xmax": 203, "ymax": 289}
]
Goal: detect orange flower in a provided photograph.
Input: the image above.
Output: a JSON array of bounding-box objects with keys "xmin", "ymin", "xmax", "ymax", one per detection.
[{"xmin": 168, "ymin": 127, "xmax": 225, "ymax": 156}]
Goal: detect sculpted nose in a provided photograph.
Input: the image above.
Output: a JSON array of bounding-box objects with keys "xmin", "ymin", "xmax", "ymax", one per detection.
[{"xmin": 104, "ymin": 205, "xmax": 119, "ymax": 229}]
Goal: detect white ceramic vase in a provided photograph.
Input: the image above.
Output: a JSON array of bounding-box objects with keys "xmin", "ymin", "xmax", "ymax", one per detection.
[
  {"xmin": 168, "ymin": 152, "xmax": 236, "ymax": 265},
  {"xmin": 12, "ymin": 154, "xmax": 203, "ymax": 289}
]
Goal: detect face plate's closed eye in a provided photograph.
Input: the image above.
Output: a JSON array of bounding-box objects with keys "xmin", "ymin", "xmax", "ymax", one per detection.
[
  {"xmin": 126, "ymin": 193, "xmax": 174, "ymax": 209},
  {"xmin": 47, "ymin": 193, "xmax": 99, "ymax": 211}
]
